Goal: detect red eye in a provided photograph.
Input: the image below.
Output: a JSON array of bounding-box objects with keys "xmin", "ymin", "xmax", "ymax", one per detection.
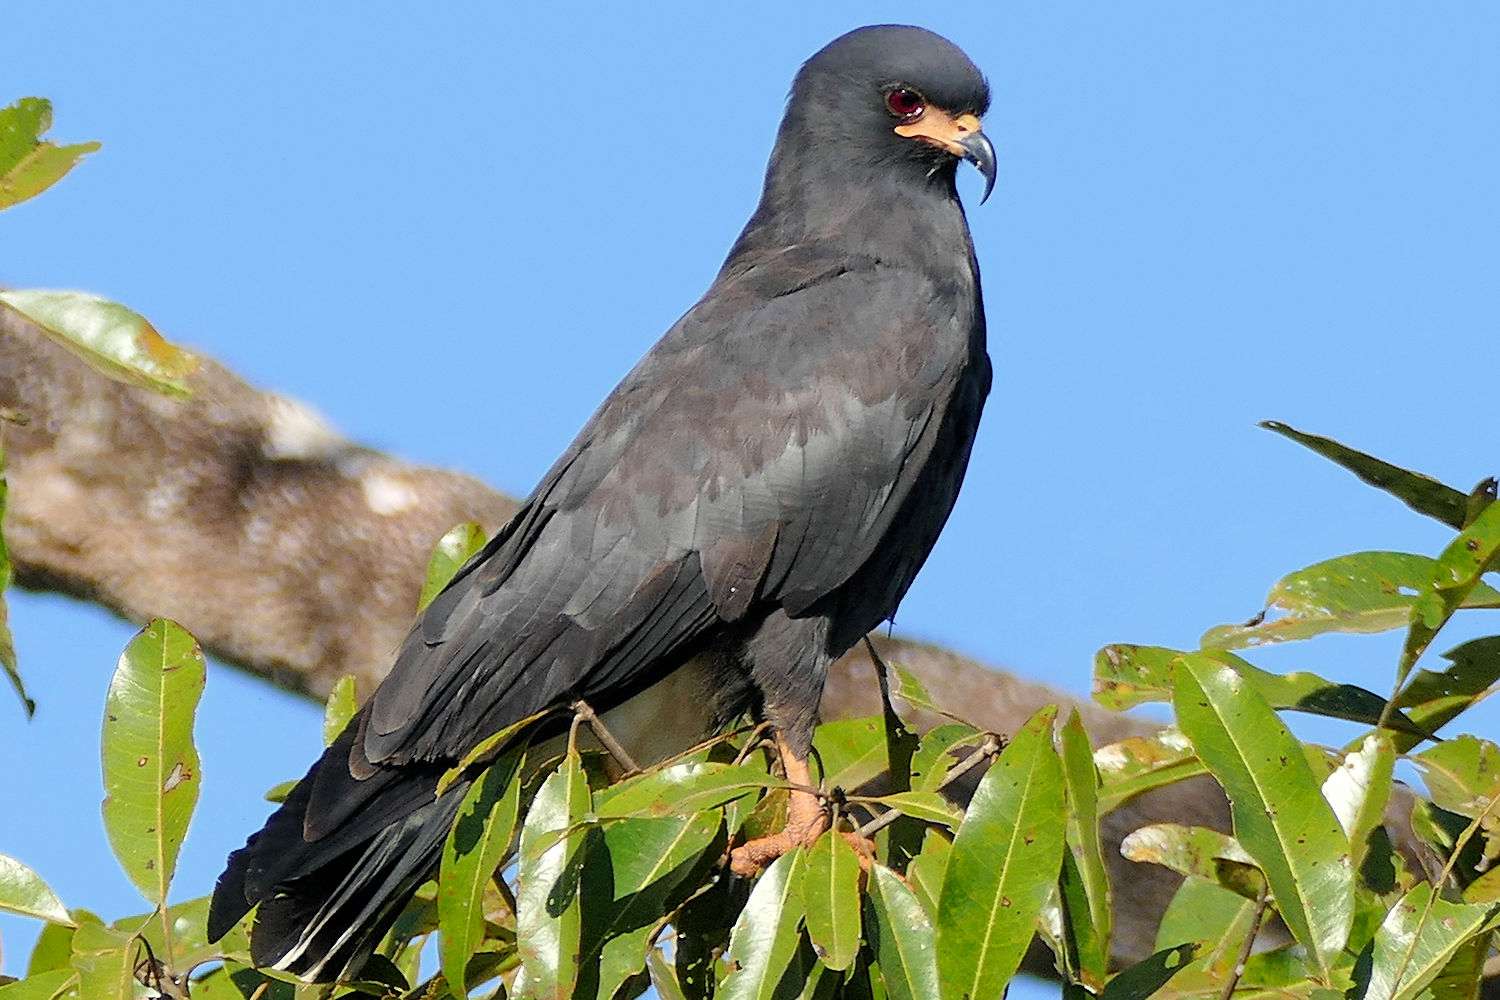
[{"xmin": 884, "ymin": 87, "xmax": 925, "ymax": 120}]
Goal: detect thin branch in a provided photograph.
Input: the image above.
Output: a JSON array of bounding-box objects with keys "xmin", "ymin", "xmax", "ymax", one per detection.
[
  {"xmin": 571, "ymin": 698, "xmax": 641, "ymax": 775},
  {"xmin": 855, "ymin": 733, "xmax": 1002, "ymax": 838}
]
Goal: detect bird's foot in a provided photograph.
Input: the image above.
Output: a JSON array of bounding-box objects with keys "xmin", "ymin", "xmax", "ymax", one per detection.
[{"xmin": 729, "ymin": 773, "xmax": 829, "ymax": 877}]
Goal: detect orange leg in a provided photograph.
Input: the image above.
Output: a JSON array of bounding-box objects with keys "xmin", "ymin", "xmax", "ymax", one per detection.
[{"xmin": 728, "ymin": 735, "xmax": 875, "ymax": 877}]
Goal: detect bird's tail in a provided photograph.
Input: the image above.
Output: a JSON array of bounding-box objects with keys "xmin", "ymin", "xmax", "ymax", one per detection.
[{"xmin": 207, "ymin": 721, "xmax": 468, "ymax": 983}]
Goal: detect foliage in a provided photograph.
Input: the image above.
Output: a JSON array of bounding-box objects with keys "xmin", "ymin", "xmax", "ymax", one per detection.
[{"xmin": 3, "ymin": 103, "xmax": 1499, "ymax": 999}]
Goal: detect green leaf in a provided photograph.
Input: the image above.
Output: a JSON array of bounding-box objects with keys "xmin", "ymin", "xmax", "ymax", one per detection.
[
  {"xmin": 1093, "ymin": 728, "xmax": 1206, "ymax": 814},
  {"xmin": 67, "ymin": 917, "xmax": 139, "ymax": 1000},
  {"xmin": 516, "ymin": 749, "xmax": 590, "ymax": 999},
  {"xmin": 0, "ymin": 98, "xmax": 100, "ymax": 210},
  {"xmin": 439, "ymin": 747, "xmax": 525, "ymax": 996},
  {"xmin": 419, "ymin": 522, "xmax": 488, "ymax": 611},
  {"xmin": 1058, "ymin": 709, "xmax": 1111, "ymax": 987},
  {"xmin": 1465, "ymin": 864, "xmax": 1500, "ymax": 903},
  {"xmin": 1260, "ymin": 422, "xmax": 1469, "ymax": 530},
  {"xmin": 100, "ymin": 619, "xmax": 206, "ymax": 906},
  {"xmin": 1427, "ymin": 934, "xmax": 1488, "ymax": 1000},
  {"xmin": 1366, "ymin": 883, "xmax": 1500, "ymax": 1000},
  {"xmin": 584, "ymin": 810, "xmax": 723, "ymax": 999},
  {"xmin": 719, "ymin": 849, "xmax": 808, "ymax": 1000},
  {"xmin": 0, "ymin": 442, "xmax": 29, "ymax": 717},
  {"xmin": 1394, "ymin": 637, "xmax": 1500, "ymax": 751},
  {"xmin": 262, "ymin": 779, "xmax": 295, "ymax": 804},
  {"xmin": 936, "ymin": 705, "xmax": 1066, "ymax": 1000},
  {"xmin": 909, "ymin": 724, "xmax": 984, "ymax": 793},
  {"xmin": 852, "ymin": 791, "xmax": 961, "ymax": 829},
  {"xmin": 1094, "ymin": 644, "xmax": 1424, "ymax": 733},
  {"xmin": 905, "ymin": 828, "xmax": 949, "ymax": 917},
  {"xmin": 1394, "ymin": 501, "xmax": 1500, "ymax": 695},
  {"xmin": 811, "ymin": 716, "xmax": 891, "ymax": 792},
  {"xmin": 1412, "ymin": 736, "xmax": 1500, "ymax": 825},
  {"xmin": 26, "ymin": 921, "xmax": 76, "ymax": 975},
  {"xmin": 1154, "ymin": 877, "xmax": 1258, "ymax": 974},
  {"xmin": 1120, "ymin": 823, "xmax": 1262, "ymax": 899},
  {"xmin": 110, "ymin": 893, "xmax": 249, "ymax": 970},
  {"xmin": 803, "ymin": 830, "xmax": 861, "ymax": 971},
  {"xmin": 437, "ymin": 708, "xmax": 553, "ymax": 795},
  {"xmin": 0, "ymin": 969, "xmax": 77, "ymax": 1000},
  {"xmin": 649, "ymin": 947, "xmax": 691, "ymax": 1000},
  {"xmin": 597, "ymin": 761, "xmax": 786, "ymax": 819},
  {"xmin": 1173, "ymin": 653, "xmax": 1354, "ymax": 980},
  {"xmin": 0, "ymin": 855, "xmax": 72, "ymax": 925},
  {"xmin": 0, "ymin": 291, "xmax": 197, "ymax": 398},
  {"xmin": 321, "ymin": 675, "xmax": 358, "ymax": 747},
  {"xmin": 1200, "ymin": 552, "xmax": 1500, "ymax": 650},
  {"xmin": 865, "ymin": 864, "xmax": 940, "ymax": 1000},
  {"xmin": 1099, "ymin": 942, "xmax": 1199, "ymax": 1000},
  {"xmin": 1321, "ymin": 734, "xmax": 1395, "ymax": 870}
]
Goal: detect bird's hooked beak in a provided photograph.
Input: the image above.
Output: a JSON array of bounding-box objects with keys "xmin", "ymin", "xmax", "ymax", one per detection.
[{"xmin": 894, "ymin": 110, "xmax": 997, "ymax": 203}]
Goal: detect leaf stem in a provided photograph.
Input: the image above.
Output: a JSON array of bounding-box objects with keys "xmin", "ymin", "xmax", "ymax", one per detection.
[{"xmin": 1219, "ymin": 883, "xmax": 1270, "ymax": 1000}]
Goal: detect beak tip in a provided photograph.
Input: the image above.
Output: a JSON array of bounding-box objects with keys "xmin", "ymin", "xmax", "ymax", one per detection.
[{"xmin": 958, "ymin": 131, "xmax": 997, "ymax": 206}]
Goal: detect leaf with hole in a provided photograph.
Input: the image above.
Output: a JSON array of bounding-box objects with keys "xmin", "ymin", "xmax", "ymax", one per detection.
[
  {"xmin": 100, "ymin": 619, "xmax": 206, "ymax": 906},
  {"xmin": 1200, "ymin": 552, "xmax": 1500, "ymax": 650}
]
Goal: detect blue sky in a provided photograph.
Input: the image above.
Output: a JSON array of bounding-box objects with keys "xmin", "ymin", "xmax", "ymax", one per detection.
[{"xmin": 2, "ymin": 5, "xmax": 1498, "ymax": 997}]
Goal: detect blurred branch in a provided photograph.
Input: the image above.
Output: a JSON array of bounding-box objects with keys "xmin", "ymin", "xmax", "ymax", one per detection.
[{"xmin": 2, "ymin": 305, "xmax": 1418, "ymax": 970}]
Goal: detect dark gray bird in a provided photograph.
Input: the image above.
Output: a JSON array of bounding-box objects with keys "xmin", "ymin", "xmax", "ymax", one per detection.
[{"xmin": 209, "ymin": 23, "xmax": 995, "ymax": 981}]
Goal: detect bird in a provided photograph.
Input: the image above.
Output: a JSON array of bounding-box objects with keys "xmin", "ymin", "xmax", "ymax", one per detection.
[{"xmin": 208, "ymin": 23, "xmax": 996, "ymax": 982}]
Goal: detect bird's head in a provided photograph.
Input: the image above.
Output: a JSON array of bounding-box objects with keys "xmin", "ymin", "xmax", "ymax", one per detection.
[{"xmin": 784, "ymin": 25, "xmax": 995, "ymax": 203}]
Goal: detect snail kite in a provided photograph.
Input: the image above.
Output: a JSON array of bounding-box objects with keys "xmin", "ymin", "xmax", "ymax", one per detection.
[{"xmin": 209, "ymin": 23, "xmax": 996, "ymax": 981}]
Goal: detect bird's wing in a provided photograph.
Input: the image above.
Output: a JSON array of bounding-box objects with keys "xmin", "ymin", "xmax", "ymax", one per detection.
[{"xmin": 315, "ymin": 252, "xmax": 979, "ymax": 831}]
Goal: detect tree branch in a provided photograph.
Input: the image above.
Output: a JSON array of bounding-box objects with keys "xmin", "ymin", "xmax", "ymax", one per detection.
[{"xmin": 1, "ymin": 306, "xmax": 1417, "ymax": 970}]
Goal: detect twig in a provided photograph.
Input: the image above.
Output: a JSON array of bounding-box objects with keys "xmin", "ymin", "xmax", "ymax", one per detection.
[
  {"xmin": 732, "ymin": 722, "xmax": 775, "ymax": 766},
  {"xmin": 864, "ymin": 635, "xmax": 897, "ymax": 716},
  {"xmin": 1219, "ymin": 883, "xmax": 1270, "ymax": 1000},
  {"xmin": 571, "ymin": 698, "xmax": 641, "ymax": 774},
  {"xmin": 855, "ymin": 733, "xmax": 1001, "ymax": 838},
  {"xmin": 490, "ymin": 870, "xmax": 519, "ymax": 920}
]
